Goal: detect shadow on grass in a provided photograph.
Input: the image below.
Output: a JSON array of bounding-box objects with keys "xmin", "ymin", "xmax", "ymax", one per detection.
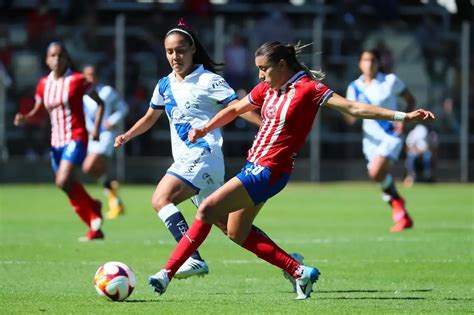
[
  {"xmin": 318, "ymin": 289, "xmax": 433, "ymax": 294},
  {"xmin": 124, "ymin": 299, "xmax": 161, "ymax": 303},
  {"xmin": 320, "ymin": 296, "xmax": 426, "ymax": 300},
  {"xmin": 313, "ymin": 288, "xmax": 435, "ymax": 300}
]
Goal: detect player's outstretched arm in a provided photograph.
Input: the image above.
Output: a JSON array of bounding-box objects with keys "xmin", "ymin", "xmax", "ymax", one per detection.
[
  {"xmin": 114, "ymin": 107, "xmax": 162, "ymax": 148},
  {"xmin": 325, "ymin": 93, "xmax": 435, "ymax": 122},
  {"xmin": 230, "ymin": 98, "xmax": 262, "ymax": 128},
  {"xmin": 14, "ymin": 101, "xmax": 45, "ymax": 126},
  {"xmin": 188, "ymin": 97, "xmax": 258, "ymax": 143}
]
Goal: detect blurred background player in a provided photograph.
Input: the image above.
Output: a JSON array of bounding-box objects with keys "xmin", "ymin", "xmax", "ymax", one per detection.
[
  {"xmin": 345, "ymin": 48, "xmax": 417, "ymax": 232},
  {"xmin": 82, "ymin": 64, "xmax": 128, "ymax": 219},
  {"xmin": 404, "ymin": 124, "xmax": 438, "ymax": 187},
  {"xmin": 148, "ymin": 41, "xmax": 434, "ymax": 300},
  {"xmin": 115, "ymin": 20, "xmax": 261, "ymax": 279},
  {"xmin": 14, "ymin": 41, "xmax": 105, "ymax": 241}
]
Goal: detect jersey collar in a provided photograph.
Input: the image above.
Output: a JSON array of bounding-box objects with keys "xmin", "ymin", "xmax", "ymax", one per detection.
[
  {"xmin": 48, "ymin": 68, "xmax": 73, "ymax": 81},
  {"xmin": 280, "ymin": 70, "xmax": 305, "ymax": 92},
  {"xmin": 171, "ymin": 64, "xmax": 204, "ymax": 82},
  {"xmin": 357, "ymin": 71, "xmax": 384, "ymax": 85}
]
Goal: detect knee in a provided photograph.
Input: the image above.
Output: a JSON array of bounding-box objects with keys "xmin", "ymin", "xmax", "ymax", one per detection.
[
  {"xmin": 196, "ymin": 200, "xmax": 216, "ymax": 224},
  {"xmin": 82, "ymin": 163, "xmax": 92, "ymax": 176},
  {"xmin": 368, "ymin": 169, "xmax": 384, "ymax": 182},
  {"xmin": 55, "ymin": 177, "xmax": 70, "ymax": 191},
  {"xmin": 151, "ymin": 194, "xmax": 171, "ymax": 212},
  {"xmin": 226, "ymin": 228, "xmax": 247, "ymax": 245}
]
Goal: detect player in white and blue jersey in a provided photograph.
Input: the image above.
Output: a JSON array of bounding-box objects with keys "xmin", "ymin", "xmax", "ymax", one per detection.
[
  {"xmin": 82, "ymin": 65, "xmax": 128, "ymax": 219},
  {"xmin": 115, "ymin": 20, "xmax": 261, "ymax": 279},
  {"xmin": 346, "ymin": 48, "xmax": 417, "ymax": 232}
]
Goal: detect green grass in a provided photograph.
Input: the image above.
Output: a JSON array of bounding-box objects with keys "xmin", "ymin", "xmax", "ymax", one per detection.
[{"xmin": 1, "ymin": 182, "xmax": 473, "ymax": 314}]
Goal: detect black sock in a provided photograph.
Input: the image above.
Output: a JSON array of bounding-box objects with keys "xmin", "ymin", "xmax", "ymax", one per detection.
[
  {"xmin": 158, "ymin": 203, "xmax": 203, "ymax": 261},
  {"xmin": 381, "ymin": 174, "xmax": 400, "ymax": 201}
]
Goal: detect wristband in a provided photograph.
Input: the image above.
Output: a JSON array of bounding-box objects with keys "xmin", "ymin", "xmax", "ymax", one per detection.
[{"xmin": 393, "ymin": 111, "xmax": 406, "ymax": 122}]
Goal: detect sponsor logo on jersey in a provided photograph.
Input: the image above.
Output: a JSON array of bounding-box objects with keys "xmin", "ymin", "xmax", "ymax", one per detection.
[{"xmin": 211, "ymin": 79, "xmax": 226, "ymax": 89}]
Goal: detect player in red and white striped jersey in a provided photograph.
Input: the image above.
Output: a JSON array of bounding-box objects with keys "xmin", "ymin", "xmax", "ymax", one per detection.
[
  {"xmin": 148, "ymin": 41, "xmax": 434, "ymax": 299},
  {"xmin": 14, "ymin": 42, "xmax": 105, "ymax": 241}
]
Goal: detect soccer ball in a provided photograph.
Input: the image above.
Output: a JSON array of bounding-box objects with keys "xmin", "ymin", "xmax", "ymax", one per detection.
[{"xmin": 93, "ymin": 261, "xmax": 135, "ymax": 302}]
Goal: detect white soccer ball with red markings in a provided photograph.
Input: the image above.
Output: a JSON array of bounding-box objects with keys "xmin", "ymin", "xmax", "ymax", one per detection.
[{"xmin": 93, "ymin": 261, "xmax": 135, "ymax": 302}]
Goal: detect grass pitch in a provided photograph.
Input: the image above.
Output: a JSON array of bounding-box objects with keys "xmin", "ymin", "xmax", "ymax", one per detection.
[{"xmin": 1, "ymin": 182, "xmax": 473, "ymax": 314}]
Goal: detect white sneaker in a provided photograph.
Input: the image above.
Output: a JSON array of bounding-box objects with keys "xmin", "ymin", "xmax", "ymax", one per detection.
[
  {"xmin": 283, "ymin": 253, "xmax": 304, "ymax": 292},
  {"xmin": 295, "ymin": 266, "xmax": 320, "ymax": 300},
  {"xmin": 148, "ymin": 269, "xmax": 170, "ymax": 295},
  {"xmin": 174, "ymin": 257, "xmax": 209, "ymax": 279}
]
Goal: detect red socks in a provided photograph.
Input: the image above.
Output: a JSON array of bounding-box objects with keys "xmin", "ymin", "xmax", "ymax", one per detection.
[
  {"xmin": 162, "ymin": 219, "xmax": 301, "ymax": 280},
  {"xmin": 164, "ymin": 218, "xmax": 212, "ymax": 278},
  {"xmin": 241, "ymin": 227, "xmax": 301, "ymax": 279},
  {"xmin": 68, "ymin": 182, "xmax": 98, "ymax": 227}
]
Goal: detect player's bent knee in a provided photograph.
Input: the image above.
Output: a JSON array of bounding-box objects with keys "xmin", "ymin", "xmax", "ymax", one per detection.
[
  {"xmin": 151, "ymin": 195, "xmax": 171, "ymax": 212},
  {"xmin": 227, "ymin": 230, "xmax": 246, "ymax": 245},
  {"xmin": 196, "ymin": 202, "xmax": 217, "ymax": 224},
  {"xmin": 368, "ymin": 170, "xmax": 383, "ymax": 182},
  {"xmin": 55, "ymin": 177, "xmax": 72, "ymax": 191}
]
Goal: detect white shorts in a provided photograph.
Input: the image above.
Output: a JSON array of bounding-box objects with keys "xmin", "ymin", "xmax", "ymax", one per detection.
[
  {"xmin": 87, "ymin": 131, "xmax": 116, "ymax": 157},
  {"xmin": 363, "ymin": 134, "xmax": 403, "ymax": 168},
  {"xmin": 167, "ymin": 147, "xmax": 225, "ymax": 206}
]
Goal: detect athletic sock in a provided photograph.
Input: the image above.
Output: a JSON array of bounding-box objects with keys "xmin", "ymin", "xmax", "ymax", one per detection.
[
  {"xmin": 241, "ymin": 227, "xmax": 301, "ymax": 279},
  {"xmin": 163, "ymin": 218, "xmax": 212, "ymax": 278},
  {"xmin": 67, "ymin": 182, "xmax": 95, "ymax": 227},
  {"xmin": 380, "ymin": 174, "xmax": 401, "ymax": 201},
  {"xmin": 158, "ymin": 203, "xmax": 204, "ymax": 261},
  {"xmin": 71, "ymin": 182, "xmax": 100, "ymax": 219},
  {"xmin": 99, "ymin": 175, "xmax": 113, "ymax": 190}
]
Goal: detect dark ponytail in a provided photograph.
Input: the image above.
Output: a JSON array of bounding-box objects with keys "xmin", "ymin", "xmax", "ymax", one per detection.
[{"xmin": 255, "ymin": 41, "xmax": 325, "ymax": 81}]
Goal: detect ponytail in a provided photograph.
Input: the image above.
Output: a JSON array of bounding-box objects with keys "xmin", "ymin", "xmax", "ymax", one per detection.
[{"xmin": 256, "ymin": 41, "xmax": 325, "ymax": 81}]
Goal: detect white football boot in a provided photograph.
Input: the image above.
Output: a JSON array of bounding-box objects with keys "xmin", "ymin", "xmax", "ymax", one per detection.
[
  {"xmin": 148, "ymin": 269, "xmax": 170, "ymax": 295},
  {"xmin": 174, "ymin": 257, "xmax": 209, "ymax": 279},
  {"xmin": 282, "ymin": 253, "xmax": 305, "ymax": 292},
  {"xmin": 295, "ymin": 265, "xmax": 320, "ymax": 300}
]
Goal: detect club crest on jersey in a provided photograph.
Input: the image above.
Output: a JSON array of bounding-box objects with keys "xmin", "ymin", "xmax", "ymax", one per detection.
[
  {"xmin": 315, "ymin": 82, "xmax": 324, "ymax": 90},
  {"xmin": 171, "ymin": 107, "xmax": 191, "ymax": 123},
  {"xmin": 266, "ymin": 105, "xmax": 277, "ymax": 120}
]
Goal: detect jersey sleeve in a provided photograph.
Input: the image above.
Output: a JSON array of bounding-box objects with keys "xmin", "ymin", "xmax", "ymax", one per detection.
[
  {"xmin": 391, "ymin": 74, "xmax": 406, "ymax": 96},
  {"xmin": 346, "ymin": 82, "xmax": 357, "ymax": 101},
  {"xmin": 248, "ymin": 81, "xmax": 268, "ymax": 108},
  {"xmin": 34, "ymin": 78, "xmax": 46, "ymax": 104},
  {"xmin": 75, "ymin": 73, "xmax": 93, "ymax": 95},
  {"xmin": 105, "ymin": 87, "xmax": 129, "ymax": 126},
  {"xmin": 312, "ymin": 81, "xmax": 333, "ymax": 106},
  {"xmin": 207, "ymin": 75, "xmax": 237, "ymax": 106},
  {"xmin": 150, "ymin": 79, "xmax": 165, "ymax": 110}
]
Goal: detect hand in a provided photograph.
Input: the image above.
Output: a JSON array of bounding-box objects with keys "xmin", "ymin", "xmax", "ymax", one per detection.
[
  {"xmin": 105, "ymin": 121, "xmax": 113, "ymax": 130},
  {"xmin": 114, "ymin": 134, "xmax": 129, "ymax": 148},
  {"xmin": 90, "ymin": 130, "xmax": 100, "ymax": 141},
  {"xmin": 188, "ymin": 127, "xmax": 208, "ymax": 143},
  {"xmin": 393, "ymin": 121, "xmax": 404, "ymax": 135},
  {"xmin": 14, "ymin": 113, "xmax": 26, "ymax": 126},
  {"xmin": 406, "ymin": 109, "xmax": 435, "ymax": 122}
]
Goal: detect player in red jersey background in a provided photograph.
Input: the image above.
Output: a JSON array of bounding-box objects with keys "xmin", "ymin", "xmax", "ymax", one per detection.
[
  {"xmin": 147, "ymin": 41, "xmax": 435, "ymax": 300},
  {"xmin": 14, "ymin": 42, "xmax": 106, "ymax": 241}
]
